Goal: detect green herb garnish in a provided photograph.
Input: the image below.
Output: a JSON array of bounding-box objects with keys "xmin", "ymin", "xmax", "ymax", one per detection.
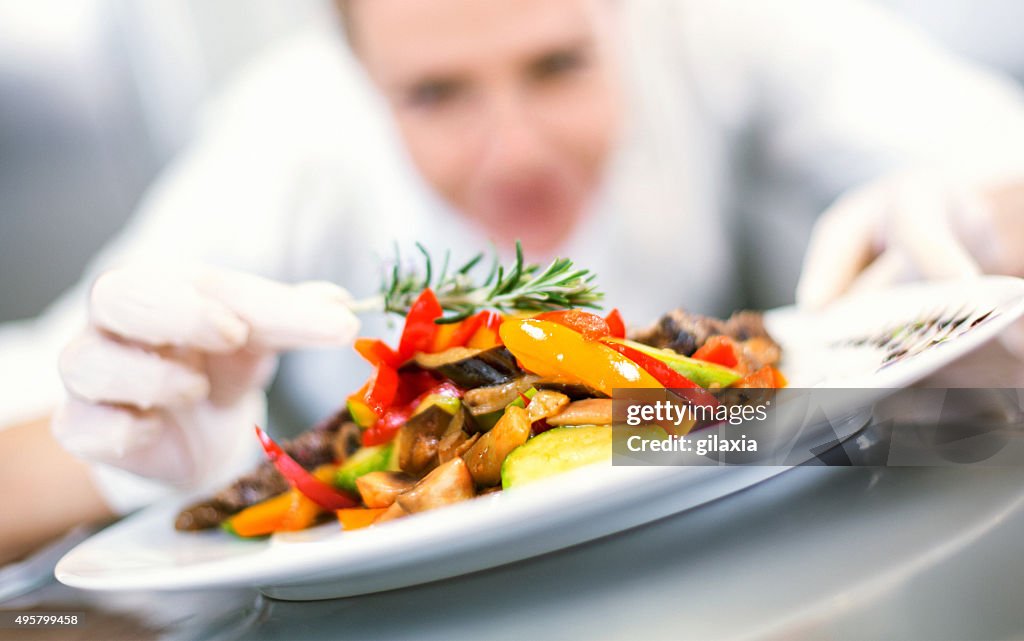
[{"xmin": 350, "ymin": 241, "xmax": 603, "ymax": 323}]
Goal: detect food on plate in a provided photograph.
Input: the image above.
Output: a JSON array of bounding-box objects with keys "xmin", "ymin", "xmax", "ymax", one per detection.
[{"xmin": 174, "ymin": 243, "xmax": 785, "ymax": 537}]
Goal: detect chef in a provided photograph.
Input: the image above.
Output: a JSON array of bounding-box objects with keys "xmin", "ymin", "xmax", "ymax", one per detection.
[{"xmin": 2, "ymin": 0, "xmax": 1024, "ymax": 565}]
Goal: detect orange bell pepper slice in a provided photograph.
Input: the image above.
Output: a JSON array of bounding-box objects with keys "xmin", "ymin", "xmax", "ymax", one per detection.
[
  {"xmin": 223, "ymin": 492, "xmax": 295, "ymax": 538},
  {"xmin": 278, "ymin": 465, "xmax": 337, "ymax": 531},
  {"xmin": 731, "ymin": 366, "xmax": 787, "ymax": 389},
  {"xmin": 430, "ymin": 322, "xmax": 461, "ymax": 353},
  {"xmin": 337, "ymin": 507, "xmax": 387, "ymax": 531},
  {"xmin": 224, "ymin": 464, "xmax": 339, "ymax": 537}
]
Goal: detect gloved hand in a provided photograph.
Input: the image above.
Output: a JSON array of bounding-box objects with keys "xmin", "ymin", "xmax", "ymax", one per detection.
[
  {"xmin": 52, "ymin": 265, "xmax": 359, "ymax": 495},
  {"xmin": 796, "ymin": 171, "xmax": 1024, "ymax": 356}
]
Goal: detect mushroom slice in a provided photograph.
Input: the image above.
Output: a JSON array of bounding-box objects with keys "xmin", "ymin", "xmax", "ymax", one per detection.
[
  {"xmin": 374, "ymin": 501, "xmax": 409, "ymax": 524},
  {"xmin": 396, "ymin": 405, "xmax": 455, "ymax": 475},
  {"xmin": 437, "ymin": 430, "xmax": 480, "ymax": 464},
  {"xmin": 546, "ymin": 399, "xmax": 613, "ymax": 426},
  {"xmin": 396, "ymin": 457, "xmax": 476, "ymax": 514},
  {"xmin": 526, "ymin": 390, "xmax": 570, "ymax": 423},
  {"xmin": 462, "ymin": 405, "xmax": 532, "ymax": 486},
  {"xmin": 463, "ymin": 375, "xmax": 540, "ymax": 415},
  {"xmin": 355, "ymin": 471, "xmax": 417, "ymax": 509}
]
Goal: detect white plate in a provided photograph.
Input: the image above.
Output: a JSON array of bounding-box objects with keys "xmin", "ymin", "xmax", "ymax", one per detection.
[{"xmin": 56, "ymin": 276, "xmax": 1024, "ymax": 600}]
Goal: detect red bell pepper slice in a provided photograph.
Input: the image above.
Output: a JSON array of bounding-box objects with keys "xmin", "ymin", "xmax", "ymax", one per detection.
[
  {"xmin": 362, "ymin": 380, "xmax": 463, "ymax": 446},
  {"xmin": 424, "ymin": 381, "xmax": 463, "ymax": 401},
  {"xmin": 254, "ymin": 426, "xmax": 358, "ymax": 510},
  {"xmin": 600, "ymin": 339, "xmax": 719, "ymax": 408},
  {"xmin": 354, "ymin": 338, "xmax": 402, "ymax": 368},
  {"xmin": 601, "ymin": 339, "xmax": 699, "ymax": 389},
  {"xmin": 691, "ymin": 336, "xmax": 740, "ymax": 369},
  {"xmin": 362, "ymin": 362, "xmax": 399, "ymax": 416},
  {"xmin": 398, "ymin": 288, "xmax": 443, "ymax": 360},
  {"xmin": 362, "ymin": 407, "xmax": 411, "ymax": 446},
  {"xmin": 535, "ymin": 309, "xmax": 611, "ymax": 341},
  {"xmin": 605, "ymin": 308, "xmax": 626, "ymax": 339}
]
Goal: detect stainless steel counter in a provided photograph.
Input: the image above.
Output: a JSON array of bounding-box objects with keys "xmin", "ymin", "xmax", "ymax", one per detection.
[{"xmin": 5, "ymin": 462, "xmax": 1024, "ymax": 641}]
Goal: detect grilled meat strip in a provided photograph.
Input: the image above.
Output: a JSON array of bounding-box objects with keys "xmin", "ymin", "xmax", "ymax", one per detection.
[
  {"xmin": 173, "ymin": 408, "xmax": 360, "ymax": 531},
  {"xmin": 630, "ymin": 309, "xmax": 780, "ymax": 370}
]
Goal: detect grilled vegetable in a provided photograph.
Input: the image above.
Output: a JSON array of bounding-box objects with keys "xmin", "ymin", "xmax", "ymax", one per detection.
[
  {"xmin": 355, "ymin": 471, "xmax": 417, "ymax": 508},
  {"xmin": 731, "ymin": 365, "xmax": 787, "ymax": 389},
  {"xmin": 500, "ymin": 318, "xmax": 662, "ymax": 396},
  {"xmin": 395, "ymin": 458, "xmax": 476, "ymax": 514},
  {"xmin": 525, "ymin": 390, "xmax": 570, "ymax": 423},
  {"xmin": 546, "ymin": 399, "xmax": 613, "ymax": 426},
  {"xmin": 375, "ymin": 501, "xmax": 408, "ymax": 523},
  {"xmin": 437, "ymin": 430, "xmax": 480, "ymax": 464},
  {"xmin": 532, "ymin": 379, "xmax": 607, "ymax": 399},
  {"xmin": 396, "ymin": 405, "xmax": 456, "ymax": 475},
  {"xmin": 397, "ymin": 288, "xmax": 444, "ymax": 359},
  {"xmin": 337, "ymin": 508, "xmax": 388, "ymax": 531},
  {"xmin": 221, "ymin": 491, "xmax": 293, "ymax": 538},
  {"xmin": 334, "ymin": 443, "xmax": 397, "ymax": 493},
  {"xmin": 462, "ymin": 376, "xmax": 540, "ymax": 415},
  {"xmin": 462, "ymin": 405, "xmax": 532, "ymax": 486},
  {"xmin": 602, "ymin": 338, "xmax": 742, "ymax": 389},
  {"xmin": 501, "ymin": 426, "xmax": 612, "ymax": 489},
  {"xmin": 412, "ymin": 346, "xmax": 523, "ymax": 388},
  {"xmin": 222, "ymin": 465, "xmax": 335, "ymax": 537},
  {"xmin": 255, "ymin": 426, "xmax": 359, "ymax": 511}
]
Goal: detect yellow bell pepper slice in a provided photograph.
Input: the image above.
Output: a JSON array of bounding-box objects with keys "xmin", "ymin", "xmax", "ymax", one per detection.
[{"xmin": 499, "ymin": 318, "xmax": 663, "ymax": 396}]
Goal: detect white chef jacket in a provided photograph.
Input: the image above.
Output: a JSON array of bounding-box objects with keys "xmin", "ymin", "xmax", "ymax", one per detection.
[{"xmin": 2, "ymin": 0, "xmax": 1024, "ymax": 510}]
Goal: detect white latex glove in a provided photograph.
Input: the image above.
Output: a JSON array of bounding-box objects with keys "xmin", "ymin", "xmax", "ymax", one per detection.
[
  {"xmin": 796, "ymin": 171, "xmax": 1024, "ymax": 356},
  {"xmin": 53, "ymin": 265, "xmax": 359, "ymax": 496}
]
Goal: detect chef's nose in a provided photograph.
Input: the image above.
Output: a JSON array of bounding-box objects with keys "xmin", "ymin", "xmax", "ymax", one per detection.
[{"xmin": 476, "ymin": 88, "xmax": 551, "ymax": 177}]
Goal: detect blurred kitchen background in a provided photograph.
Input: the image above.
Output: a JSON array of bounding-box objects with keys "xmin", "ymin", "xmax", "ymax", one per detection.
[{"xmin": 1, "ymin": 0, "xmax": 1023, "ymax": 323}]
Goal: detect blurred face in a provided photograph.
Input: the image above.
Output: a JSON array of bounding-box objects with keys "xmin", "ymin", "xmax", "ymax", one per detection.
[{"xmin": 348, "ymin": 0, "xmax": 623, "ymax": 254}]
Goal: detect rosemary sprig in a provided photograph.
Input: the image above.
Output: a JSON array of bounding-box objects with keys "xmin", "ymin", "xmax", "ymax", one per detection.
[{"xmin": 350, "ymin": 241, "xmax": 604, "ymax": 323}]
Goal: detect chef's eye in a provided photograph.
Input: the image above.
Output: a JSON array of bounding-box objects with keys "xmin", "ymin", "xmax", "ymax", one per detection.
[
  {"xmin": 407, "ymin": 78, "xmax": 465, "ymax": 109},
  {"xmin": 529, "ymin": 48, "xmax": 589, "ymax": 81}
]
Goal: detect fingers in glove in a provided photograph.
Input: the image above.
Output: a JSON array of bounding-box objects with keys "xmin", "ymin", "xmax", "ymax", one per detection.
[
  {"xmin": 205, "ymin": 348, "xmax": 278, "ymax": 406},
  {"xmin": 843, "ymin": 249, "xmax": 914, "ymax": 298},
  {"xmin": 52, "ymin": 398, "xmax": 195, "ymax": 483},
  {"xmin": 796, "ymin": 184, "xmax": 887, "ymax": 310},
  {"xmin": 890, "ymin": 180, "xmax": 982, "ymax": 281},
  {"xmin": 195, "ymin": 268, "xmax": 359, "ymax": 350},
  {"xmin": 59, "ymin": 329, "xmax": 210, "ymax": 410},
  {"xmin": 90, "ymin": 268, "xmax": 249, "ymax": 352}
]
